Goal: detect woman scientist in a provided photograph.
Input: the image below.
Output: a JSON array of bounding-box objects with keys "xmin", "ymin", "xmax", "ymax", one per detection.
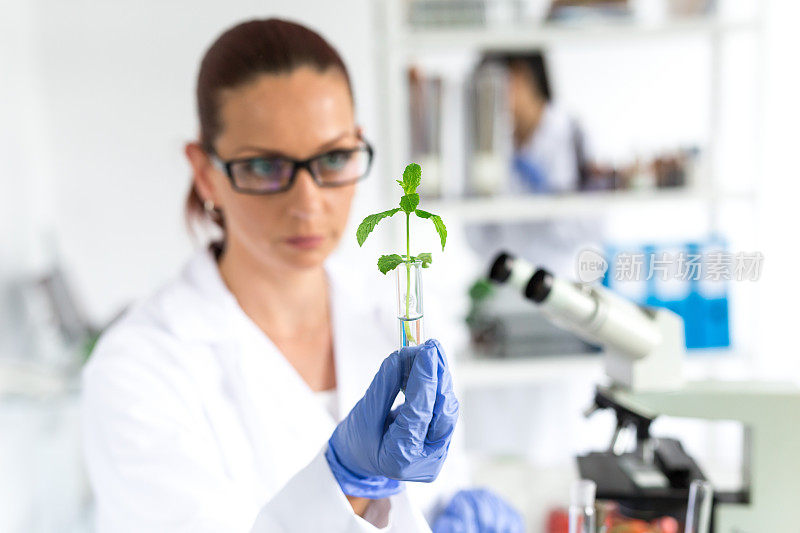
[{"xmin": 81, "ymin": 18, "xmax": 523, "ymax": 533}]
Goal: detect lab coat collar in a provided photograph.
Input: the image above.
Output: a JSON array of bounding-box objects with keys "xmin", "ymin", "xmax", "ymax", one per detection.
[
  {"xmin": 177, "ymin": 248, "xmax": 339, "ymax": 482},
  {"xmin": 164, "ymin": 247, "xmax": 355, "ymax": 344},
  {"xmin": 156, "ymin": 247, "xmax": 241, "ymax": 343},
  {"xmin": 169, "ymin": 247, "xmax": 368, "ymax": 340}
]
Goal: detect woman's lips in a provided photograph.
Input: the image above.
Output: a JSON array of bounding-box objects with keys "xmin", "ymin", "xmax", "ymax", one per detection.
[{"xmin": 285, "ymin": 235, "xmax": 325, "ymax": 250}]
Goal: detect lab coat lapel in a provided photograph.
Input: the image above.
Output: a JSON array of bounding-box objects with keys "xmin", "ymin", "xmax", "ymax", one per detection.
[
  {"xmin": 229, "ymin": 314, "xmax": 336, "ymax": 489},
  {"xmin": 180, "ymin": 250, "xmax": 336, "ymax": 490},
  {"xmin": 328, "ymin": 261, "xmax": 397, "ymax": 419}
]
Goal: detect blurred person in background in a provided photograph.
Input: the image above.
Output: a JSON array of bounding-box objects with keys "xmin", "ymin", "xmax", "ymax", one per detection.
[
  {"xmin": 505, "ymin": 52, "xmax": 589, "ymax": 195},
  {"xmin": 81, "ymin": 18, "xmax": 522, "ymax": 533},
  {"xmin": 467, "ymin": 51, "xmax": 598, "ymax": 278}
]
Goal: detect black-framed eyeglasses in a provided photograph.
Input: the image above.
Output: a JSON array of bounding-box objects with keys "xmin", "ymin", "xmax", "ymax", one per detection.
[{"xmin": 210, "ymin": 142, "xmax": 374, "ymax": 195}]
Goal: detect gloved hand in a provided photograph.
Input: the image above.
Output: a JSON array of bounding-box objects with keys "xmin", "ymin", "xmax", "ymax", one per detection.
[
  {"xmin": 325, "ymin": 338, "xmax": 459, "ymax": 499},
  {"xmin": 432, "ymin": 489, "xmax": 525, "ymax": 533}
]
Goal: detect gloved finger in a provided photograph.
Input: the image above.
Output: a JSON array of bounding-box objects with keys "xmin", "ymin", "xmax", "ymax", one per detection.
[
  {"xmin": 426, "ymin": 338, "xmax": 450, "ymax": 370},
  {"xmin": 434, "ymin": 491, "xmax": 478, "ymax": 533},
  {"xmin": 469, "ymin": 489, "xmax": 525, "ymax": 533},
  {"xmin": 431, "ymin": 514, "xmax": 471, "ymax": 533},
  {"xmin": 362, "ymin": 348, "xmax": 414, "ymax": 421},
  {"xmin": 387, "ymin": 342, "xmax": 438, "ymax": 448},
  {"xmin": 384, "ymin": 405, "xmax": 400, "ymax": 432},
  {"xmin": 494, "ymin": 505, "xmax": 525, "ymax": 533},
  {"xmin": 506, "ymin": 509, "xmax": 526, "ymax": 533},
  {"xmin": 433, "ymin": 491, "xmax": 478, "ymax": 533},
  {"xmin": 424, "ymin": 339, "xmax": 459, "ymax": 447},
  {"xmin": 471, "ymin": 490, "xmax": 500, "ymax": 529}
]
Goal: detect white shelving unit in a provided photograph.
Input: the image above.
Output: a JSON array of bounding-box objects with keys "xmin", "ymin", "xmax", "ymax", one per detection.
[
  {"xmin": 0, "ymin": 359, "xmax": 77, "ymax": 397},
  {"xmin": 422, "ymin": 187, "xmax": 756, "ymax": 223},
  {"xmin": 377, "ymin": 0, "xmax": 763, "ymax": 205},
  {"xmin": 398, "ymin": 16, "xmax": 757, "ymax": 52},
  {"xmin": 455, "ymin": 348, "xmax": 750, "ymax": 389},
  {"xmin": 375, "ymin": 0, "xmax": 764, "ymax": 385},
  {"xmin": 456, "ymin": 353, "xmax": 603, "ymax": 388}
]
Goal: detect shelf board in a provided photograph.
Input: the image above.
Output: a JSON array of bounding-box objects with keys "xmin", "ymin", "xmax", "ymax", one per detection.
[
  {"xmin": 0, "ymin": 359, "xmax": 76, "ymax": 398},
  {"xmin": 423, "ymin": 188, "xmax": 711, "ymax": 223},
  {"xmin": 397, "ymin": 17, "xmax": 757, "ymax": 53},
  {"xmin": 455, "ymin": 349, "xmax": 745, "ymax": 389},
  {"xmin": 455, "ymin": 353, "xmax": 604, "ymax": 388}
]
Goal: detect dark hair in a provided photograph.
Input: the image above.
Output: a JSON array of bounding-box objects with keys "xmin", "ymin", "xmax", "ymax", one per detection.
[
  {"xmin": 186, "ymin": 18, "xmax": 354, "ymax": 239},
  {"xmin": 485, "ymin": 50, "xmax": 551, "ymax": 101}
]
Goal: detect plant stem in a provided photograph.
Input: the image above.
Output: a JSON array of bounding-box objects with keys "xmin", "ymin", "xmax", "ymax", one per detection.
[{"xmin": 404, "ymin": 212, "xmax": 414, "ymax": 344}]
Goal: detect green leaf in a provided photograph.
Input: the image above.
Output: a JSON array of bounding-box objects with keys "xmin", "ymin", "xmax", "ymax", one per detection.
[
  {"xmin": 356, "ymin": 208, "xmax": 401, "ymax": 247},
  {"xmin": 398, "ymin": 163, "xmax": 422, "ymax": 195},
  {"xmin": 377, "ymin": 254, "xmax": 404, "ymax": 274},
  {"xmin": 430, "ymin": 215, "xmax": 447, "ymax": 251},
  {"xmin": 399, "ymin": 193, "xmax": 419, "ymax": 214},
  {"xmin": 414, "ymin": 210, "xmax": 447, "ymax": 250},
  {"xmin": 416, "ymin": 252, "xmax": 433, "ymax": 268}
]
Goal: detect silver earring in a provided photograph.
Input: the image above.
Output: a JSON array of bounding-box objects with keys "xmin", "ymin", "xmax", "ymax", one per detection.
[{"xmin": 204, "ymin": 200, "xmax": 215, "ymax": 213}]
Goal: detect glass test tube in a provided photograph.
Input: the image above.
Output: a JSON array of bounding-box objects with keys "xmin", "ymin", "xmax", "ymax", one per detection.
[
  {"xmin": 396, "ymin": 260, "xmax": 424, "ymax": 347},
  {"xmin": 568, "ymin": 479, "xmax": 596, "ymax": 533},
  {"xmin": 685, "ymin": 479, "xmax": 713, "ymax": 533}
]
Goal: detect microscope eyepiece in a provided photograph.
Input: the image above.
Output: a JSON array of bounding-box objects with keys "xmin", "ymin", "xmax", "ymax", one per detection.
[
  {"xmin": 488, "ymin": 252, "xmax": 549, "ymax": 303},
  {"xmin": 488, "ymin": 252, "xmax": 513, "ymax": 283},
  {"xmin": 525, "ymin": 268, "xmax": 553, "ymax": 303}
]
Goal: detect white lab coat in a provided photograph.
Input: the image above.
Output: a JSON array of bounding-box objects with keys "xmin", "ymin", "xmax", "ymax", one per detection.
[
  {"xmin": 510, "ymin": 103, "xmax": 580, "ymax": 196},
  {"xmin": 81, "ymin": 247, "xmax": 463, "ymax": 533}
]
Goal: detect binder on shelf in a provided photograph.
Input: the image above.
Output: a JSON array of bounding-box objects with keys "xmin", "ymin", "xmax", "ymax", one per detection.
[
  {"xmin": 467, "ymin": 60, "xmax": 513, "ymax": 196},
  {"xmin": 408, "ymin": 67, "xmax": 444, "ymax": 197},
  {"xmin": 602, "ymin": 238, "xmax": 731, "ymax": 350}
]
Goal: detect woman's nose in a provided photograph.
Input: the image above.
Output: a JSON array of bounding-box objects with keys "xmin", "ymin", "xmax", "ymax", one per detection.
[{"xmin": 287, "ymin": 167, "xmax": 324, "ymax": 219}]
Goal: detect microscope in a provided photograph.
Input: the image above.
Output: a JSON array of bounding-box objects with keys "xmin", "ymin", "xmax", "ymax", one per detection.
[{"xmin": 488, "ymin": 252, "xmax": 799, "ymax": 532}]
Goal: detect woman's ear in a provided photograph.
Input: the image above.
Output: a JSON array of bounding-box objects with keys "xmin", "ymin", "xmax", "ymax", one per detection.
[{"xmin": 185, "ymin": 141, "xmax": 217, "ymax": 205}]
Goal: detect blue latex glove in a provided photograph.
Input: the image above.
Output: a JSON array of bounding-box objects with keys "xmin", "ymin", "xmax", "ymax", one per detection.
[
  {"xmin": 513, "ymin": 154, "xmax": 548, "ymax": 193},
  {"xmin": 325, "ymin": 338, "xmax": 459, "ymax": 499},
  {"xmin": 432, "ymin": 489, "xmax": 525, "ymax": 533}
]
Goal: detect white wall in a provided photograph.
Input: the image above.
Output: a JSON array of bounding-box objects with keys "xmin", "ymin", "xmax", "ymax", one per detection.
[
  {"xmin": 755, "ymin": 0, "xmax": 800, "ymax": 380},
  {"xmin": 18, "ymin": 0, "xmax": 381, "ymax": 323}
]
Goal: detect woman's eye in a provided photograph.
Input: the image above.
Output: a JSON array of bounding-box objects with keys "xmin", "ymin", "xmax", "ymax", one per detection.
[
  {"xmin": 320, "ymin": 151, "xmax": 350, "ymax": 171},
  {"xmin": 249, "ymin": 158, "xmax": 281, "ymax": 177}
]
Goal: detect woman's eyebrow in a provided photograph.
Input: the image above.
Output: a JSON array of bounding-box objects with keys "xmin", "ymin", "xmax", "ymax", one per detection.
[
  {"xmin": 314, "ymin": 131, "xmax": 357, "ymax": 152},
  {"xmin": 229, "ymin": 146, "xmax": 290, "ymax": 159},
  {"xmin": 229, "ymin": 131, "xmax": 357, "ymax": 160}
]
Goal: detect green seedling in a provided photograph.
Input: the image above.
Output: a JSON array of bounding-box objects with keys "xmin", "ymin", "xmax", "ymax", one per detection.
[{"xmin": 356, "ymin": 163, "xmax": 447, "ymax": 344}]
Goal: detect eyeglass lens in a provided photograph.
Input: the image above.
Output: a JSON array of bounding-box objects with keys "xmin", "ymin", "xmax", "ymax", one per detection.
[{"xmin": 229, "ymin": 148, "xmax": 370, "ymax": 193}]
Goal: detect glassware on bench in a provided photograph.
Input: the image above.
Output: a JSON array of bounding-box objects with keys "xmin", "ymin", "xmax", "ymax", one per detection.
[
  {"xmin": 568, "ymin": 479, "xmax": 596, "ymax": 533},
  {"xmin": 685, "ymin": 479, "xmax": 714, "ymax": 533}
]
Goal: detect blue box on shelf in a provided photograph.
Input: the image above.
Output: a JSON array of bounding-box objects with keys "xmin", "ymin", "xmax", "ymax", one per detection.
[{"xmin": 602, "ymin": 238, "xmax": 730, "ymax": 350}]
